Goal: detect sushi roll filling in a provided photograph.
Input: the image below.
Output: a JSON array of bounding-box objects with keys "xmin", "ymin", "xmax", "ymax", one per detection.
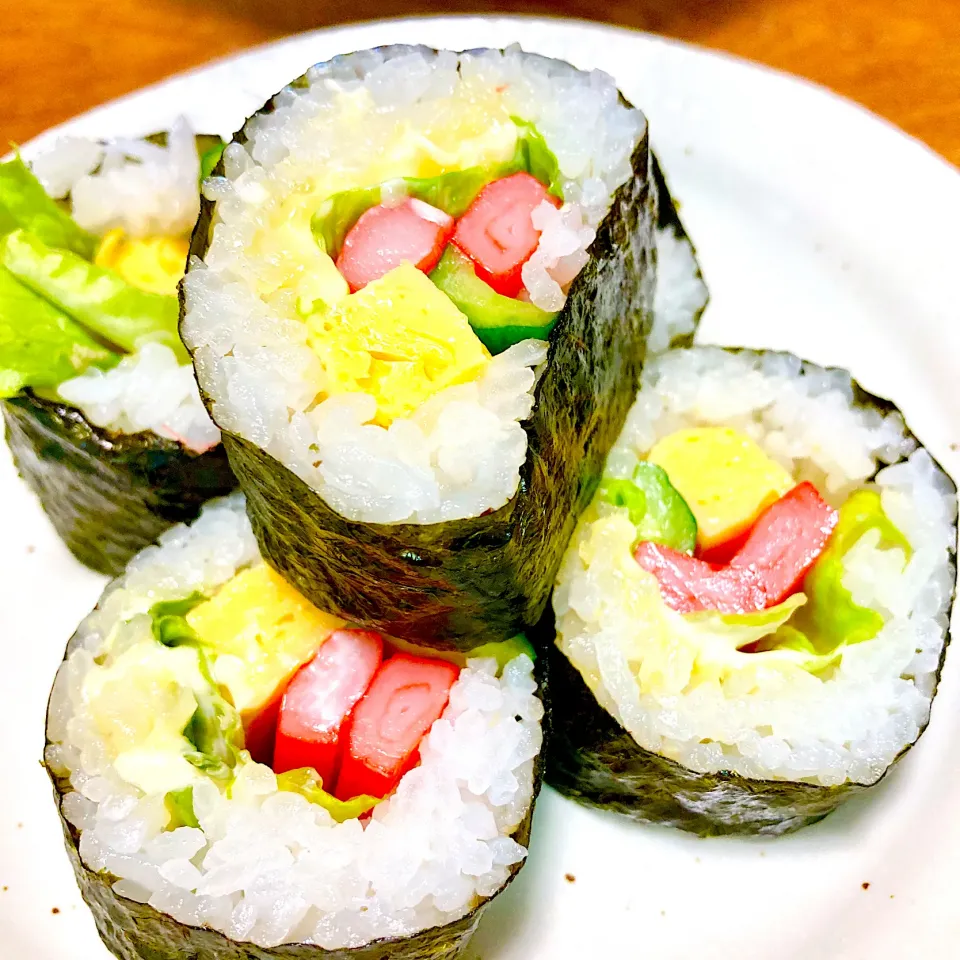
[{"xmin": 599, "ymin": 428, "xmax": 909, "ymax": 667}]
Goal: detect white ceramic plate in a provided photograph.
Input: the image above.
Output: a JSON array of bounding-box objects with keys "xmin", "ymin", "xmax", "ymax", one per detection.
[{"xmin": 4, "ymin": 16, "xmax": 959, "ymax": 959}]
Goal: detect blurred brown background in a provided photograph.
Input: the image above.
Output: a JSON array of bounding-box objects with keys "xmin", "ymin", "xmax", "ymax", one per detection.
[{"xmin": 2, "ymin": 0, "xmax": 958, "ymax": 164}]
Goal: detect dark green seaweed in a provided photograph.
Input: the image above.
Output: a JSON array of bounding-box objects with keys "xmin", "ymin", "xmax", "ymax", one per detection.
[
  {"xmin": 185, "ymin": 45, "xmax": 657, "ymax": 652},
  {"xmin": 650, "ymin": 151, "xmax": 708, "ymax": 345},
  {"xmin": 45, "ymin": 613, "xmax": 549, "ymax": 960},
  {"xmin": 4, "ymin": 392, "xmax": 236, "ymax": 575},
  {"xmin": 545, "ymin": 348, "xmax": 957, "ymax": 836},
  {"xmin": 2, "ymin": 132, "xmax": 236, "ymax": 576}
]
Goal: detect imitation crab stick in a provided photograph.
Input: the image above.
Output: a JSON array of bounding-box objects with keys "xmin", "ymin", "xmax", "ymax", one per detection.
[
  {"xmin": 729, "ymin": 481, "xmax": 839, "ymax": 605},
  {"xmin": 335, "ymin": 653, "xmax": 460, "ymax": 801},
  {"xmin": 452, "ymin": 172, "xmax": 560, "ymax": 298},
  {"xmin": 273, "ymin": 629, "xmax": 383, "ymax": 783},
  {"xmin": 633, "ymin": 543, "xmax": 768, "ymax": 614},
  {"xmin": 336, "ymin": 198, "xmax": 454, "ymax": 292},
  {"xmin": 635, "ymin": 482, "xmax": 838, "ymax": 614}
]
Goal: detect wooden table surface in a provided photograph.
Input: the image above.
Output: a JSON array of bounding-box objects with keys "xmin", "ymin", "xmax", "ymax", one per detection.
[{"xmin": 2, "ymin": 0, "xmax": 958, "ymax": 166}]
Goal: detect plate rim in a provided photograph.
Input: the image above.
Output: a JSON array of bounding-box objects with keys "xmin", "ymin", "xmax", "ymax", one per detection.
[{"xmin": 5, "ymin": 15, "xmax": 960, "ymax": 960}]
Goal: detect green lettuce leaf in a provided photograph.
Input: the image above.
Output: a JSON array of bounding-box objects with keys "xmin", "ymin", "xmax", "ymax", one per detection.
[
  {"xmin": 164, "ymin": 786, "xmax": 200, "ymax": 830},
  {"xmin": 183, "ymin": 688, "xmax": 244, "ymax": 782},
  {"xmin": 149, "ymin": 593, "xmax": 207, "ymax": 621},
  {"xmin": 199, "ymin": 141, "xmax": 226, "ymax": 181},
  {"xmin": 0, "ymin": 157, "xmax": 96, "ymax": 259},
  {"xmin": 798, "ymin": 489, "xmax": 910, "ymax": 654},
  {"xmin": 682, "ymin": 594, "xmax": 843, "ymax": 674},
  {"xmin": 509, "ymin": 116, "xmax": 564, "ymax": 199},
  {"xmin": 311, "ymin": 185, "xmax": 383, "ymax": 256},
  {"xmin": 148, "ymin": 593, "xmax": 217, "ymax": 686},
  {"xmin": 150, "ymin": 594, "xmax": 245, "ymax": 781},
  {"xmin": 149, "ymin": 592, "xmax": 207, "ymax": 649},
  {"xmin": 0, "ymin": 229, "xmax": 188, "ymax": 362},
  {"xmin": 311, "ymin": 118, "xmax": 564, "ymax": 257},
  {"xmin": 277, "ymin": 767, "xmax": 381, "ymax": 822},
  {"xmin": 469, "ymin": 633, "xmax": 536, "ymax": 671},
  {"xmin": 684, "ymin": 593, "xmax": 810, "ymax": 651},
  {"xmin": 760, "ymin": 625, "xmax": 821, "ymax": 656},
  {"xmin": 0, "ymin": 266, "xmax": 118, "ymax": 397},
  {"xmin": 598, "ymin": 477, "xmax": 647, "ymax": 525},
  {"xmin": 404, "ymin": 166, "xmax": 507, "ymax": 219},
  {"xmin": 153, "ymin": 615, "xmax": 202, "ymax": 650}
]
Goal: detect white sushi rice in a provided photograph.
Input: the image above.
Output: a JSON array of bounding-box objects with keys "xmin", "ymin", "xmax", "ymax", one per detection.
[
  {"xmin": 182, "ymin": 45, "xmax": 647, "ymax": 524},
  {"xmin": 45, "ymin": 495, "xmax": 543, "ymax": 949},
  {"xmin": 554, "ymin": 347, "xmax": 957, "ymax": 786},
  {"xmin": 57, "ymin": 344, "xmax": 220, "ymax": 452},
  {"xmin": 521, "ymin": 200, "xmax": 596, "ymax": 312},
  {"xmin": 32, "ymin": 116, "xmax": 202, "ymax": 238},
  {"xmin": 649, "ymin": 227, "xmax": 707, "ymax": 354}
]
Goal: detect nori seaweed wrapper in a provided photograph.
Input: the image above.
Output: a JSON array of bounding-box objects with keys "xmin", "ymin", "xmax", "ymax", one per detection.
[
  {"xmin": 185, "ymin": 46, "xmax": 657, "ymax": 652},
  {"xmin": 2, "ymin": 132, "xmax": 237, "ymax": 576},
  {"xmin": 45, "ymin": 627, "xmax": 550, "ymax": 960},
  {"xmin": 3, "ymin": 392, "xmax": 236, "ymax": 576},
  {"xmin": 544, "ymin": 350, "xmax": 957, "ymax": 836}
]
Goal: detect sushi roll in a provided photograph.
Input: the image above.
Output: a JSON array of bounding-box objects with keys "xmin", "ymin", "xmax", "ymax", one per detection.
[
  {"xmin": 2, "ymin": 121, "xmax": 235, "ymax": 576},
  {"xmin": 547, "ymin": 346, "xmax": 956, "ymax": 836},
  {"xmin": 45, "ymin": 494, "xmax": 545, "ymax": 958},
  {"xmin": 648, "ymin": 152, "xmax": 708, "ymax": 353},
  {"xmin": 181, "ymin": 44, "xmax": 662, "ymax": 649}
]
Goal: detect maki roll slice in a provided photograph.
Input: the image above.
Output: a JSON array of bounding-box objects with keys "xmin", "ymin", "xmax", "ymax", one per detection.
[
  {"xmin": 548, "ymin": 346, "xmax": 956, "ymax": 836},
  {"xmin": 182, "ymin": 44, "xmax": 660, "ymax": 649},
  {"xmin": 45, "ymin": 494, "xmax": 545, "ymax": 958},
  {"xmin": 2, "ymin": 122, "xmax": 235, "ymax": 576},
  {"xmin": 648, "ymin": 152, "xmax": 708, "ymax": 353}
]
